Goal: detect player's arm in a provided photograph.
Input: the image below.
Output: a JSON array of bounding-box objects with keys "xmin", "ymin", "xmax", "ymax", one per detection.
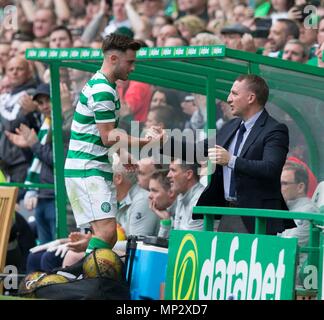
[{"xmin": 96, "ymin": 122, "xmax": 153, "ymax": 148}]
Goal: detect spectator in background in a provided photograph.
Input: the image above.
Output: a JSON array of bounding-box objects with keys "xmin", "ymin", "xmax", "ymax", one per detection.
[
  {"xmin": 164, "ymin": 35, "xmax": 189, "ymax": 46},
  {"xmin": 232, "ymin": 3, "xmax": 250, "ymax": 24},
  {"xmin": 282, "ymin": 39, "xmax": 309, "ymax": 62},
  {"xmin": 151, "ymin": 14, "xmax": 174, "ymax": 44},
  {"xmin": 167, "ymin": 159, "xmax": 204, "ymax": 231},
  {"xmin": 0, "ymin": 57, "xmax": 38, "ymax": 194},
  {"xmin": 207, "ymin": 0, "xmax": 220, "ymax": 20},
  {"xmin": 287, "ymin": 156, "xmax": 318, "ymax": 198},
  {"xmin": 137, "ymin": 157, "xmax": 156, "ymax": 190},
  {"xmin": 220, "ymin": 23, "xmax": 253, "ymax": 51},
  {"xmin": 266, "ymin": 18, "xmax": 299, "ymax": 57},
  {"xmin": 33, "ymin": 8, "xmax": 57, "ymax": 39},
  {"xmin": 113, "ymin": 155, "xmax": 160, "ymax": 236},
  {"xmin": 279, "ymin": 163, "xmax": 319, "ymax": 285},
  {"xmin": 102, "ymin": 0, "xmax": 131, "ymax": 37},
  {"xmin": 139, "ymin": 0, "xmax": 164, "ymax": 22},
  {"xmin": 49, "ymin": 25, "xmax": 73, "ymax": 48},
  {"xmin": 150, "ymin": 88, "xmax": 167, "ymax": 109},
  {"xmin": 190, "ymin": 32, "xmax": 222, "ymax": 45},
  {"xmin": 317, "ymin": 16, "xmax": 324, "ymax": 46},
  {"xmin": 148, "ymin": 170, "xmax": 177, "ymax": 237},
  {"xmin": 156, "ymin": 24, "xmax": 179, "ymax": 47},
  {"xmin": 5, "ymin": 83, "xmax": 73, "ymax": 244},
  {"xmin": 268, "ymin": 0, "xmax": 294, "ymax": 22},
  {"xmin": 216, "ymin": 100, "xmax": 236, "ymax": 130},
  {"xmin": 144, "ymin": 105, "xmax": 175, "ymax": 131},
  {"xmin": 181, "ymin": 95, "xmax": 198, "ymax": 128},
  {"xmin": 314, "ymin": 41, "xmax": 324, "ymax": 68},
  {"xmin": 299, "ymin": 23, "xmax": 318, "ymax": 58},
  {"xmin": 117, "ymin": 79, "xmax": 153, "ymax": 124},
  {"xmin": 176, "ymin": 0, "xmax": 209, "ymax": 22},
  {"xmin": 174, "ymin": 15, "xmax": 206, "ymax": 43}
]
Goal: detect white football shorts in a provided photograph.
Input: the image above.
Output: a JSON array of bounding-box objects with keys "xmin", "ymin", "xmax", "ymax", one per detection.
[{"xmin": 65, "ymin": 176, "xmax": 117, "ymax": 228}]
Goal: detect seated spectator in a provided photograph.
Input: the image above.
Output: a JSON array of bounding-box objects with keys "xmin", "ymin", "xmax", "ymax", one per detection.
[
  {"xmin": 144, "ymin": 105, "xmax": 175, "ymax": 131},
  {"xmin": 113, "ymin": 155, "xmax": 160, "ymax": 237},
  {"xmin": 287, "ymin": 156, "xmax": 318, "ymax": 198},
  {"xmin": 136, "ymin": 157, "xmax": 165, "ymax": 190},
  {"xmin": 282, "ymin": 39, "xmax": 309, "ymax": 63},
  {"xmin": 167, "ymin": 159, "xmax": 204, "ymax": 231},
  {"xmin": 279, "ymin": 163, "xmax": 319, "ymax": 285},
  {"xmin": 148, "ymin": 170, "xmax": 178, "ymax": 238}
]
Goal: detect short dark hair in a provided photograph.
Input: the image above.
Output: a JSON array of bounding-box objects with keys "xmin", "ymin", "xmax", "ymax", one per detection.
[
  {"xmin": 150, "ymin": 171, "xmax": 171, "ymax": 191},
  {"xmin": 50, "ymin": 25, "xmax": 73, "ymax": 42},
  {"xmin": 173, "ymin": 160, "xmax": 200, "ymax": 181},
  {"xmin": 102, "ymin": 33, "xmax": 141, "ymax": 54},
  {"xmin": 277, "ymin": 18, "xmax": 300, "ymax": 39},
  {"xmin": 150, "ymin": 105, "xmax": 174, "ymax": 129},
  {"xmin": 284, "ymin": 163, "xmax": 309, "ymax": 192},
  {"xmin": 236, "ymin": 74, "xmax": 269, "ymax": 107}
]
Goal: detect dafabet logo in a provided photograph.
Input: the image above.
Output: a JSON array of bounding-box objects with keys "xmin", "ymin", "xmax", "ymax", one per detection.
[
  {"xmin": 166, "ymin": 231, "xmax": 297, "ymax": 300},
  {"xmin": 172, "ymin": 234, "xmax": 198, "ymax": 300}
]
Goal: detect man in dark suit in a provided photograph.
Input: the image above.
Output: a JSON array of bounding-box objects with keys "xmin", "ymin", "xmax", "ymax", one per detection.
[{"xmin": 197, "ymin": 74, "xmax": 294, "ymax": 234}]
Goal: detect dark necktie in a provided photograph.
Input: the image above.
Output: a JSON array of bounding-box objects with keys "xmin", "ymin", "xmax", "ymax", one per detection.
[{"xmin": 229, "ymin": 123, "xmax": 246, "ymax": 198}]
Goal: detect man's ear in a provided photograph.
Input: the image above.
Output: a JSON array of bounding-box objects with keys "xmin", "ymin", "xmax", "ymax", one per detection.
[
  {"xmin": 114, "ymin": 173, "xmax": 123, "ymax": 185},
  {"xmin": 186, "ymin": 169, "xmax": 194, "ymax": 181},
  {"xmin": 110, "ymin": 53, "xmax": 119, "ymax": 65},
  {"xmin": 248, "ymin": 92, "xmax": 256, "ymax": 104},
  {"xmin": 297, "ymin": 182, "xmax": 307, "ymax": 195}
]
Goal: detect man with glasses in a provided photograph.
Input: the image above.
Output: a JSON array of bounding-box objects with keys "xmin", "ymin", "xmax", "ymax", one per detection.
[{"xmin": 280, "ymin": 163, "xmax": 319, "ymax": 285}]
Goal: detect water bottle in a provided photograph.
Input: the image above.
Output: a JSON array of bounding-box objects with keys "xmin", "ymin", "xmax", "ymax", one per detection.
[{"xmin": 158, "ymin": 219, "xmax": 172, "ymax": 239}]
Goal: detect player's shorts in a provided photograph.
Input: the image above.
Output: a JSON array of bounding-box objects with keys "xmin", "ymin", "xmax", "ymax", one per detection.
[{"xmin": 65, "ymin": 176, "xmax": 117, "ymax": 228}]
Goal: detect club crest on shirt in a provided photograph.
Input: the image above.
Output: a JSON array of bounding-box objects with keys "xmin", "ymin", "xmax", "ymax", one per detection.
[{"xmin": 101, "ymin": 202, "xmax": 111, "ymax": 213}]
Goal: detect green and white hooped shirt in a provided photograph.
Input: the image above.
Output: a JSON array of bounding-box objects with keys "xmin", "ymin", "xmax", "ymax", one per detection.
[{"xmin": 64, "ymin": 71, "xmax": 120, "ymax": 181}]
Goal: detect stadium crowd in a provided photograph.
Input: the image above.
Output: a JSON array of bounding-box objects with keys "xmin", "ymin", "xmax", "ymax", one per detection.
[{"xmin": 0, "ymin": 0, "xmax": 323, "ymax": 293}]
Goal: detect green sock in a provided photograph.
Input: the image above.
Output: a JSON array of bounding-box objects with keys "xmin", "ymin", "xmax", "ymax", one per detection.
[{"xmin": 85, "ymin": 237, "xmax": 112, "ymax": 256}]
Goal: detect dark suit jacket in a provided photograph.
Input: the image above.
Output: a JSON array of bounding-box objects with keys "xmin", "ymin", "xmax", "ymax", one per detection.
[
  {"xmin": 163, "ymin": 109, "xmax": 295, "ymax": 234},
  {"xmin": 196, "ymin": 109, "xmax": 296, "ymax": 234}
]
